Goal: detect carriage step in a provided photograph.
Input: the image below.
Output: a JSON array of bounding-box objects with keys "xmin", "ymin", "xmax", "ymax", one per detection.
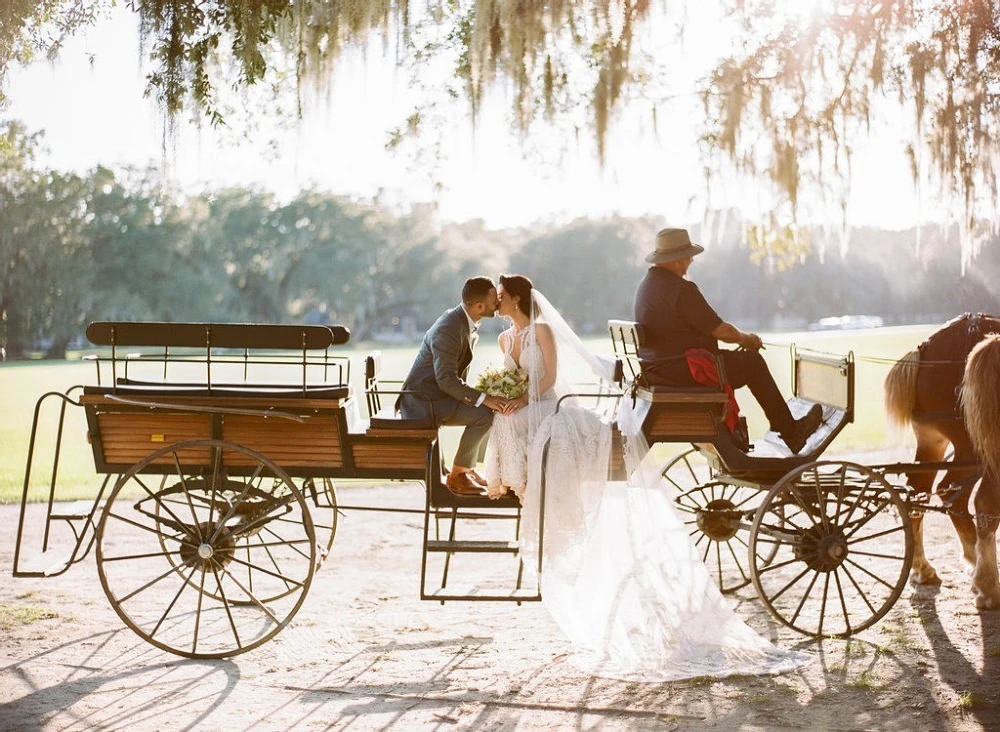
[
  {"xmin": 425, "ymin": 540, "xmax": 520, "ymax": 553},
  {"xmin": 49, "ymin": 500, "xmax": 101, "ymax": 521},
  {"xmin": 424, "ymin": 587, "xmax": 541, "ymax": 602},
  {"xmin": 44, "ymin": 553, "xmax": 74, "ymax": 576}
]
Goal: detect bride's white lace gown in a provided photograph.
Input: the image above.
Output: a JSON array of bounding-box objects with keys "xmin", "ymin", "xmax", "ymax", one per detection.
[
  {"xmin": 496, "ymin": 291, "xmax": 812, "ymax": 683},
  {"xmin": 484, "ymin": 326, "xmax": 554, "ymax": 499}
]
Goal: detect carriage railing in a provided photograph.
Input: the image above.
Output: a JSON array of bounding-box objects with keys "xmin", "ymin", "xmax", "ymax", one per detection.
[{"xmin": 84, "ymin": 321, "xmax": 352, "ymax": 393}]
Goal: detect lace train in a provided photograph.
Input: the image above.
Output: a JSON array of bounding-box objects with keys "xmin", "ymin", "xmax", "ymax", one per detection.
[{"xmin": 523, "ymin": 407, "xmax": 812, "ymax": 682}]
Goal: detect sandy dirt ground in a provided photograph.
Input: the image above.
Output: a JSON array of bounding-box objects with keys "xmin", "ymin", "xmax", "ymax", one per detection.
[{"xmin": 2, "ymin": 459, "xmax": 1000, "ymax": 732}]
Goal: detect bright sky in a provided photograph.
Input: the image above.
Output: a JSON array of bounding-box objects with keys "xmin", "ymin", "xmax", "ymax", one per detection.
[{"xmin": 5, "ymin": 4, "xmax": 926, "ymax": 231}]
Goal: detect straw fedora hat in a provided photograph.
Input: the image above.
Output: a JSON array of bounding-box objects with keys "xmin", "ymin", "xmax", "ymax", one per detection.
[{"xmin": 645, "ymin": 228, "xmax": 705, "ymax": 264}]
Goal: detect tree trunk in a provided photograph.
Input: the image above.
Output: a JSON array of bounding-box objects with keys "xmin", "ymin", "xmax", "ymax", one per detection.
[{"xmin": 44, "ymin": 335, "xmax": 69, "ymax": 360}]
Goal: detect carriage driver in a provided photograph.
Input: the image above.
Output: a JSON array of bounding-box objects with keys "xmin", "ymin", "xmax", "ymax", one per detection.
[{"xmin": 633, "ymin": 227, "xmax": 824, "ymax": 454}]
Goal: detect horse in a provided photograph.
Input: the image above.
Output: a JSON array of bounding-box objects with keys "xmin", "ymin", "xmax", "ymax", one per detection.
[{"xmin": 884, "ymin": 312, "xmax": 1000, "ymax": 610}]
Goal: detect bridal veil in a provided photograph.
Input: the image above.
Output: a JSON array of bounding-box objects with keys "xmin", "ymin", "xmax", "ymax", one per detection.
[{"xmin": 519, "ymin": 290, "xmax": 811, "ymax": 682}]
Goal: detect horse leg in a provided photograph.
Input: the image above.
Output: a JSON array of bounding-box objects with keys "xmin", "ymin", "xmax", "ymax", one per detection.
[
  {"xmin": 939, "ymin": 479, "xmax": 978, "ymax": 569},
  {"xmin": 942, "ymin": 440, "xmax": 982, "ymax": 568},
  {"xmin": 908, "ymin": 426, "xmax": 948, "ymax": 585},
  {"xmin": 972, "ymin": 471, "xmax": 1000, "ymax": 610}
]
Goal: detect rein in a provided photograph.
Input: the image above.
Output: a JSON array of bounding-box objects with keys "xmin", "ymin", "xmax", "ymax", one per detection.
[
  {"xmin": 763, "ymin": 311, "xmax": 1000, "ymax": 368},
  {"xmin": 759, "ymin": 341, "xmax": 970, "ymax": 367}
]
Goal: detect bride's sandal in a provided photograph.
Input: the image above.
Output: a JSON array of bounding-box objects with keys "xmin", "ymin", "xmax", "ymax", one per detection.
[{"xmin": 485, "ymin": 483, "xmax": 511, "ymax": 500}]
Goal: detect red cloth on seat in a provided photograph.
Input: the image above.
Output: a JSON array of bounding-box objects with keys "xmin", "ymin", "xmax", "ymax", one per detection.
[{"xmin": 684, "ymin": 348, "xmax": 741, "ymax": 433}]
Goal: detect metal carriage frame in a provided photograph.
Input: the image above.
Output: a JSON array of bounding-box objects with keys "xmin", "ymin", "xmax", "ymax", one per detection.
[
  {"xmin": 608, "ymin": 319, "xmax": 983, "ymax": 639},
  {"xmin": 12, "ymin": 321, "xmax": 528, "ymax": 659}
]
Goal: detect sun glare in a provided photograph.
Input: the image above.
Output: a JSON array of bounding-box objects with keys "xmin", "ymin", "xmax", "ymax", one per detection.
[{"xmin": 775, "ymin": 0, "xmax": 832, "ymax": 24}]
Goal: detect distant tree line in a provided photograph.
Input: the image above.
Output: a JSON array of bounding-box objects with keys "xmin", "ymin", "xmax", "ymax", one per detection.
[{"xmin": 2, "ymin": 119, "xmax": 999, "ymax": 360}]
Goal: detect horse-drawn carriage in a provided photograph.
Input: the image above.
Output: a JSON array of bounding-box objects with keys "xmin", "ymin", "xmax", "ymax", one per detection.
[{"xmin": 11, "ymin": 315, "xmax": 1000, "ymax": 658}]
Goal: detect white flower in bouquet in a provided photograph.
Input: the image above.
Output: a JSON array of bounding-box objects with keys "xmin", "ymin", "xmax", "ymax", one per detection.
[{"xmin": 475, "ymin": 365, "xmax": 529, "ymax": 400}]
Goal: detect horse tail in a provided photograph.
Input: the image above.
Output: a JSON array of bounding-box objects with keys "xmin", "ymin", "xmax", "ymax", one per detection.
[
  {"xmin": 962, "ymin": 334, "xmax": 1000, "ymax": 478},
  {"xmin": 884, "ymin": 350, "xmax": 920, "ymax": 428}
]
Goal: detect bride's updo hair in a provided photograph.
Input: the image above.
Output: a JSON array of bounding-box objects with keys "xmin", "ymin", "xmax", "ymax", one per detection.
[{"xmin": 499, "ymin": 274, "xmax": 535, "ymax": 318}]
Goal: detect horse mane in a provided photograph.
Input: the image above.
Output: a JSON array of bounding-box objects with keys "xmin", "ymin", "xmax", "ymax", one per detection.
[
  {"xmin": 884, "ymin": 350, "xmax": 919, "ymax": 428},
  {"xmin": 962, "ymin": 333, "xmax": 1000, "ymax": 479}
]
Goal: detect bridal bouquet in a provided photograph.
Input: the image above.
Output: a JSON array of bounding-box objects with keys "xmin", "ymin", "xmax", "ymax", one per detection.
[{"xmin": 475, "ymin": 365, "xmax": 529, "ymax": 400}]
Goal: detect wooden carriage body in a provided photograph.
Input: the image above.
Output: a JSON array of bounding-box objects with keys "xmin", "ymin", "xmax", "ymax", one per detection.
[{"xmin": 13, "ymin": 321, "xmax": 526, "ymax": 658}]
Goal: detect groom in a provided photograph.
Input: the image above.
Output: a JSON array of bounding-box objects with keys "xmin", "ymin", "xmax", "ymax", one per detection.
[{"xmin": 398, "ymin": 276, "xmax": 509, "ymax": 496}]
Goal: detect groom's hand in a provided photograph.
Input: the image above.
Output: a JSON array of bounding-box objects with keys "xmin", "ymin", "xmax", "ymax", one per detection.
[{"xmin": 483, "ymin": 395, "xmax": 508, "ymax": 412}]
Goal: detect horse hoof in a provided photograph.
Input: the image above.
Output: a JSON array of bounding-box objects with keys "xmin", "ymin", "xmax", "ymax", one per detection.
[
  {"xmin": 910, "ymin": 569, "xmax": 942, "ymax": 586},
  {"xmin": 974, "ymin": 593, "xmax": 1000, "ymax": 611}
]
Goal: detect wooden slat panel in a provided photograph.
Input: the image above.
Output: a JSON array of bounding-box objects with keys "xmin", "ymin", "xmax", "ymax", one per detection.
[
  {"xmin": 102, "ymin": 447, "xmax": 209, "ymax": 466},
  {"xmin": 352, "ymin": 444, "xmax": 428, "ymax": 451},
  {"xmin": 225, "ymin": 453, "xmax": 343, "ymax": 468},
  {"xmin": 644, "ymin": 409, "xmax": 718, "ymax": 437},
  {"xmin": 365, "ymin": 428, "xmax": 438, "ymax": 439},
  {"xmin": 351, "ymin": 442, "xmax": 426, "ymax": 468},
  {"xmin": 636, "ymin": 388, "xmax": 728, "ymax": 404},
  {"xmin": 223, "ymin": 414, "xmax": 344, "ymax": 468},
  {"xmin": 96, "ymin": 414, "xmax": 212, "ymax": 460}
]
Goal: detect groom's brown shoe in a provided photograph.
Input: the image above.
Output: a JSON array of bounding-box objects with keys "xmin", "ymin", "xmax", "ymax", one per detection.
[
  {"xmin": 446, "ymin": 471, "xmax": 487, "ymax": 496},
  {"xmin": 469, "ymin": 470, "xmax": 488, "ymax": 486}
]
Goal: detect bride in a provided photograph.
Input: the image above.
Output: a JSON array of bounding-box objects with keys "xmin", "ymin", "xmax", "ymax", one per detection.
[
  {"xmin": 483, "ymin": 273, "xmax": 811, "ymax": 682},
  {"xmin": 483, "ymin": 274, "xmax": 556, "ymax": 500}
]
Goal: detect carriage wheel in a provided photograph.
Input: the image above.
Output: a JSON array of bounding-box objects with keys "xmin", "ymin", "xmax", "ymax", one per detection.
[
  {"xmin": 748, "ymin": 460, "xmax": 913, "ymax": 638},
  {"xmin": 155, "ymin": 477, "xmax": 340, "ymax": 592},
  {"xmin": 662, "ymin": 448, "xmax": 774, "ymax": 593},
  {"xmin": 96, "ymin": 439, "xmax": 316, "ymax": 658},
  {"xmin": 152, "ymin": 474, "xmax": 336, "ymax": 606},
  {"xmin": 301, "ymin": 477, "xmax": 339, "ymax": 568}
]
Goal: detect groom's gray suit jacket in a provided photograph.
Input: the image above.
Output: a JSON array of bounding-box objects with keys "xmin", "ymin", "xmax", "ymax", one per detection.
[{"xmin": 398, "ymin": 305, "xmax": 482, "ymax": 422}]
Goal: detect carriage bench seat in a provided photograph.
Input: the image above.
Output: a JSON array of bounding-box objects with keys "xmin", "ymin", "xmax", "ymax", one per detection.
[
  {"xmin": 362, "ymin": 350, "xmax": 438, "ymax": 438},
  {"xmin": 113, "ymin": 377, "xmax": 351, "ymax": 400},
  {"xmin": 103, "ymin": 382, "xmax": 351, "ymax": 400},
  {"xmin": 634, "ymin": 385, "xmax": 730, "ymax": 403}
]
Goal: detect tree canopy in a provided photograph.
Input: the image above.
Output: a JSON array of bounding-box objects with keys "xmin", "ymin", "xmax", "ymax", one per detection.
[
  {"xmin": 3, "ymin": 117, "xmax": 998, "ymax": 360},
  {"xmin": 0, "ymin": 1, "xmax": 998, "ymax": 262}
]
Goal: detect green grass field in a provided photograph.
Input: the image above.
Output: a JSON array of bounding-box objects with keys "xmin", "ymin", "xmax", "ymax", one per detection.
[{"xmin": 0, "ymin": 325, "xmax": 935, "ymax": 504}]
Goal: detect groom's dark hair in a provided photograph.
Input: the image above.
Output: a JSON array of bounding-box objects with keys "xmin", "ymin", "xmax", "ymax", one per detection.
[{"xmin": 462, "ymin": 276, "xmax": 496, "ymax": 305}]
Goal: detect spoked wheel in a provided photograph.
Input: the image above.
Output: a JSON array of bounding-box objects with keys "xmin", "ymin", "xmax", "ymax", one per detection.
[
  {"xmin": 96, "ymin": 439, "xmax": 316, "ymax": 658},
  {"xmin": 748, "ymin": 460, "xmax": 913, "ymax": 638},
  {"xmin": 155, "ymin": 475, "xmax": 338, "ymax": 596},
  {"xmin": 301, "ymin": 477, "xmax": 339, "ymax": 568},
  {"xmin": 662, "ymin": 448, "xmax": 773, "ymax": 593}
]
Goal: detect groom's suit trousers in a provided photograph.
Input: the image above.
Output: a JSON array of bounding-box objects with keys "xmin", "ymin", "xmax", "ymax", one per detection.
[{"xmin": 438, "ymin": 401, "xmax": 493, "ymax": 468}]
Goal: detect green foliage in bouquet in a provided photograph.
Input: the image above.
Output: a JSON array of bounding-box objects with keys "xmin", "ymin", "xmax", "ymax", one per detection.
[{"xmin": 475, "ymin": 365, "xmax": 529, "ymax": 400}]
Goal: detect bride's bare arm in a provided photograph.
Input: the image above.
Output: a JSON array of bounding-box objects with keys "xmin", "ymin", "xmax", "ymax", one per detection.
[
  {"xmin": 503, "ymin": 324, "xmax": 557, "ymax": 414},
  {"xmin": 534, "ymin": 324, "xmax": 557, "ymax": 396}
]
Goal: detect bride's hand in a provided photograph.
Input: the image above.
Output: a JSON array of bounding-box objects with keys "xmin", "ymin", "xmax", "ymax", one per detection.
[{"xmin": 505, "ymin": 396, "xmax": 529, "ymax": 414}]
